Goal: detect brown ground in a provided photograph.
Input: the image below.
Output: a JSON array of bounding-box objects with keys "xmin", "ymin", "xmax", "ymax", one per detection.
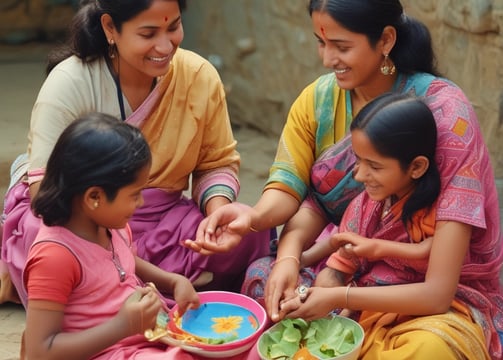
[{"xmin": 0, "ymin": 43, "xmax": 277, "ymax": 360}]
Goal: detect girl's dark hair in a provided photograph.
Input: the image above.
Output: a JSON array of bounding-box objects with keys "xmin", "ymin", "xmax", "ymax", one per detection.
[
  {"xmin": 32, "ymin": 112, "xmax": 151, "ymax": 226},
  {"xmin": 46, "ymin": 0, "xmax": 187, "ymax": 74},
  {"xmin": 308, "ymin": 0, "xmax": 440, "ymax": 76},
  {"xmin": 350, "ymin": 92, "xmax": 441, "ymax": 225}
]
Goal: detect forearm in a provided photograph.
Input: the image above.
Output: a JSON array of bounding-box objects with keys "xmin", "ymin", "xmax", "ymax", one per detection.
[
  {"xmin": 374, "ymin": 238, "xmax": 430, "ymax": 260},
  {"xmin": 334, "ymin": 281, "xmax": 454, "ymax": 315},
  {"xmin": 26, "ymin": 310, "xmax": 129, "ymax": 360},
  {"xmin": 135, "ymin": 256, "xmax": 181, "ymax": 295},
  {"xmin": 301, "ymin": 240, "xmax": 333, "ymax": 268},
  {"xmin": 251, "ymin": 189, "xmax": 300, "ymax": 231},
  {"xmin": 277, "ymin": 207, "xmax": 327, "ymax": 262}
]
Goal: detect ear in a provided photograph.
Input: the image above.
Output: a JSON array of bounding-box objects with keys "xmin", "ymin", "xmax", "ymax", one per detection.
[
  {"xmin": 83, "ymin": 186, "xmax": 104, "ymax": 211},
  {"xmin": 380, "ymin": 25, "xmax": 397, "ymax": 54},
  {"xmin": 409, "ymin": 156, "xmax": 429, "ymax": 180},
  {"xmin": 101, "ymin": 13, "xmax": 116, "ymax": 41}
]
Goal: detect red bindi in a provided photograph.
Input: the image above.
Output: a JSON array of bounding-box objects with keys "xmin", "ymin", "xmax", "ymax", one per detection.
[
  {"xmin": 164, "ymin": 16, "xmax": 168, "ymax": 22},
  {"xmin": 321, "ymin": 26, "xmax": 326, "ymax": 37}
]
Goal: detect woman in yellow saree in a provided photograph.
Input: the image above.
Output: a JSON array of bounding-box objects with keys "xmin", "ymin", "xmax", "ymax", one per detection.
[{"xmin": 186, "ymin": 1, "xmax": 503, "ymax": 357}]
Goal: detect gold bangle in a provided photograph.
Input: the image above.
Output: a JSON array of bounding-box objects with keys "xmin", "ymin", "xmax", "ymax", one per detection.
[
  {"xmin": 273, "ymin": 255, "xmax": 300, "ymax": 266},
  {"xmin": 345, "ymin": 283, "xmax": 352, "ymax": 309}
]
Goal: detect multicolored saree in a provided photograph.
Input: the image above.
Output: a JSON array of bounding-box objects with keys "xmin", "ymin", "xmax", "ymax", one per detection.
[
  {"xmin": 326, "ymin": 191, "xmax": 492, "ymax": 359},
  {"xmin": 245, "ymin": 70, "xmax": 503, "ymax": 358}
]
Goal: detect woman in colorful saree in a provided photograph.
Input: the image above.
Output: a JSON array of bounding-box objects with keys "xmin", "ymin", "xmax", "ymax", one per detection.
[
  {"xmin": 185, "ymin": 0, "xmax": 503, "ymax": 358},
  {"xmin": 0, "ymin": 0, "xmax": 272, "ymax": 307},
  {"xmin": 279, "ymin": 92, "xmax": 494, "ymax": 359}
]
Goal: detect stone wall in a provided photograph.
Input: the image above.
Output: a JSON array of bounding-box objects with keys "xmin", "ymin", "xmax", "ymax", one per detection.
[
  {"xmin": 0, "ymin": 0, "xmax": 76, "ymax": 44},
  {"xmin": 181, "ymin": 0, "xmax": 503, "ymax": 180},
  {"xmin": 401, "ymin": 0, "xmax": 503, "ymax": 175},
  {"xmin": 1, "ymin": 0, "xmax": 502, "ymax": 184},
  {"xmin": 182, "ymin": 1, "xmax": 326, "ymax": 136}
]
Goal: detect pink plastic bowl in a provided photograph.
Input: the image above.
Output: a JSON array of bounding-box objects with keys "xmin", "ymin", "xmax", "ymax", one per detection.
[{"xmin": 167, "ymin": 291, "xmax": 268, "ymax": 355}]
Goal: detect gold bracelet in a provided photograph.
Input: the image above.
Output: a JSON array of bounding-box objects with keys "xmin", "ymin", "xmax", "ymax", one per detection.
[
  {"xmin": 273, "ymin": 255, "xmax": 300, "ymax": 266},
  {"xmin": 345, "ymin": 283, "xmax": 352, "ymax": 309}
]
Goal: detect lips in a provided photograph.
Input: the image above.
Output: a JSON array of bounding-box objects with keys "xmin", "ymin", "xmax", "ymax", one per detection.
[
  {"xmin": 147, "ymin": 56, "xmax": 170, "ymax": 62},
  {"xmin": 334, "ymin": 68, "xmax": 349, "ymax": 74},
  {"xmin": 364, "ymin": 184, "xmax": 379, "ymax": 193}
]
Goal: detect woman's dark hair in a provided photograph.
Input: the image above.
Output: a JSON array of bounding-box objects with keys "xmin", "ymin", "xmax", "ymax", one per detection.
[
  {"xmin": 308, "ymin": 0, "xmax": 440, "ymax": 76},
  {"xmin": 32, "ymin": 112, "xmax": 151, "ymax": 226},
  {"xmin": 350, "ymin": 92, "xmax": 441, "ymax": 225},
  {"xmin": 46, "ymin": 0, "xmax": 187, "ymax": 74}
]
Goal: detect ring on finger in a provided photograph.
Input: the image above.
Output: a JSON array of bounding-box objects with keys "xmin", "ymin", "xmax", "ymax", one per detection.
[{"xmin": 296, "ymin": 285, "xmax": 309, "ymax": 302}]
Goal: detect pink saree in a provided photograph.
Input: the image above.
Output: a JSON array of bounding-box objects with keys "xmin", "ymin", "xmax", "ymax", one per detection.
[{"xmin": 332, "ymin": 191, "xmax": 497, "ymax": 359}]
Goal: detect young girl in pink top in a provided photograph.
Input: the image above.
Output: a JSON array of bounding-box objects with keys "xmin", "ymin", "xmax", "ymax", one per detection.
[{"xmin": 24, "ymin": 113, "xmax": 201, "ymax": 359}]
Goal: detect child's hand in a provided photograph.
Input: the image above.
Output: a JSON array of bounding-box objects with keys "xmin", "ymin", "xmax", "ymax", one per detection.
[
  {"xmin": 119, "ymin": 287, "xmax": 163, "ymax": 335},
  {"xmin": 330, "ymin": 232, "xmax": 374, "ymax": 260},
  {"xmin": 172, "ymin": 276, "xmax": 200, "ymax": 316}
]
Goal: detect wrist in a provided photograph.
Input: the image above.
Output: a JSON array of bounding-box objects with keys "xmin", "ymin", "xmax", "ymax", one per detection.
[
  {"xmin": 204, "ymin": 196, "xmax": 232, "ymax": 215},
  {"xmin": 273, "ymin": 255, "xmax": 300, "ymax": 267}
]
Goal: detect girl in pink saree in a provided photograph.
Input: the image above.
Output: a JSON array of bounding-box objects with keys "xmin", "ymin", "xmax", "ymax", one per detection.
[
  {"xmin": 0, "ymin": 0, "xmax": 272, "ymax": 307},
  {"xmin": 280, "ymin": 93, "xmax": 500, "ymax": 359}
]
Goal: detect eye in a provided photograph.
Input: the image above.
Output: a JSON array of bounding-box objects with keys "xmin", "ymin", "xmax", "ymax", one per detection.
[
  {"xmin": 139, "ymin": 32, "xmax": 155, "ymax": 39},
  {"xmin": 168, "ymin": 19, "xmax": 182, "ymax": 32}
]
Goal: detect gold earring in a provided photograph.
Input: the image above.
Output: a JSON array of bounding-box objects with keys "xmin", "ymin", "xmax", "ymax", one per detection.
[
  {"xmin": 93, "ymin": 201, "xmax": 99, "ymax": 209},
  {"xmin": 108, "ymin": 39, "xmax": 116, "ymax": 59},
  {"xmin": 380, "ymin": 54, "xmax": 396, "ymax": 76}
]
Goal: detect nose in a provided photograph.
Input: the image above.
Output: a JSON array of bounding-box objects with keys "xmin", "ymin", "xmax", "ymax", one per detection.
[
  {"xmin": 155, "ymin": 34, "xmax": 175, "ymax": 54},
  {"xmin": 353, "ymin": 163, "xmax": 366, "ymax": 183},
  {"xmin": 321, "ymin": 45, "xmax": 339, "ymax": 69}
]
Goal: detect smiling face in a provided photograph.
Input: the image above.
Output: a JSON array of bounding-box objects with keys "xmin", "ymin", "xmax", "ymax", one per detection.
[
  {"xmin": 93, "ymin": 164, "xmax": 150, "ymax": 229},
  {"xmin": 102, "ymin": 0, "xmax": 183, "ymax": 82},
  {"xmin": 351, "ymin": 129, "xmax": 416, "ymax": 202},
  {"xmin": 311, "ymin": 11, "xmax": 389, "ymax": 91}
]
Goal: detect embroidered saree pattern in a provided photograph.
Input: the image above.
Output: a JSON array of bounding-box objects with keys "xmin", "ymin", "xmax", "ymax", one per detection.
[{"xmin": 306, "ymin": 71, "xmax": 503, "ymax": 358}]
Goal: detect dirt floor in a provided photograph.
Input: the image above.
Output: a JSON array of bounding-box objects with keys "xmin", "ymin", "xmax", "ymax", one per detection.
[{"xmin": 0, "ymin": 43, "xmax": 277, "ymax": 360}]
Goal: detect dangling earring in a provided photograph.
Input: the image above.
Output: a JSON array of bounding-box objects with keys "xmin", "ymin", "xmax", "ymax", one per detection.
[
  {"xmin": 93, "ymin": 201, "xmax": 99, "ymax": 209},
  {"xmin": 108, "ymin": 39, "xmax": 116, "ymax": 59},
  {"xmin": 380, "ymin": 54, "xmax": 396, "ymax": 75}
]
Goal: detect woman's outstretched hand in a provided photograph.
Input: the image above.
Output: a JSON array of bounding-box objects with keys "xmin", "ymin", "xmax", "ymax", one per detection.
[{"xmin": 183, "ymin": 202, "xmax": 253, "ymax": 255}]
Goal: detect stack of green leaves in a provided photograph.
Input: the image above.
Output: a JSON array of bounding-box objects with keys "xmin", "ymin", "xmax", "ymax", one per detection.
[{"xmin": 258, "ymin": 317, "xmax": 360, "ymax": 359}]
